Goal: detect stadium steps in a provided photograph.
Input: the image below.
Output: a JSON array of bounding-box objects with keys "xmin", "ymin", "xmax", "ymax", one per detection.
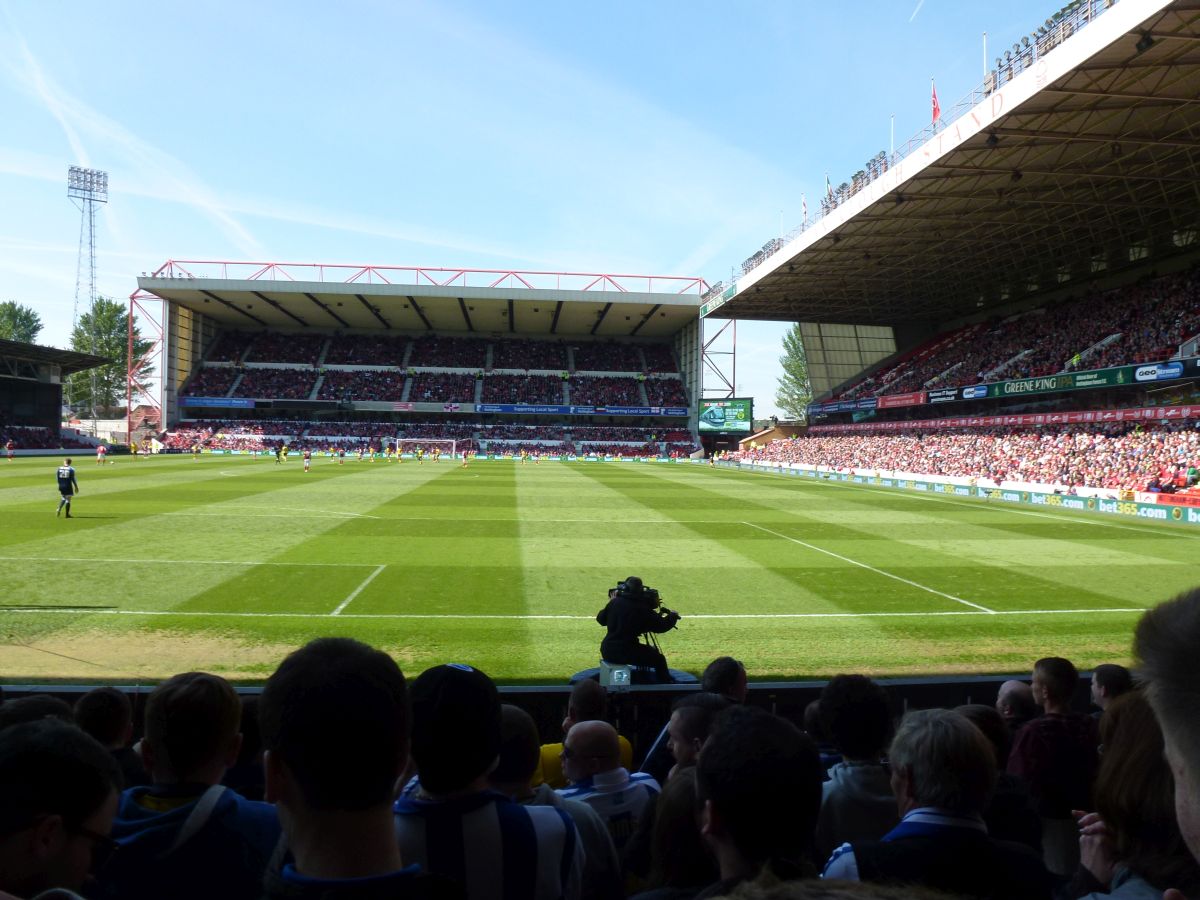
[
  {"xmin": 474, "ymin": 378, "xmax": 483, "ymax": 405},
  {"xmin": 982, "ymin": 349, "xmax": 1033, "ymax": 381},
  {"xmin": 400, "ymin": 341, "xmax": 413, "ymax": 368},
  {"xmin": 400, "ymin": 378, "xmax": 413, "ymax": 402},
  {"xmin": 485, "ymin": 344, "xmax": 494, "ymax": 370},
  {"xmin": 227, "ymin": 373, "xmax": 245, "ymax": 397},
  {"xmin": 638, "ymin": 381, "xmax": 649, "ymax": 406},
  {"xmin": 309, "ymin": 375, "xmax": 325, "ymax": 401},
  {"xmin": 563, "ymin": 380, "xmax": 571, "ymax": 403},
  {"xmin": 566, "ymin": 346, "xmax": 576, "ymax": 373},
  {"xmin": 315, "ymin": 337, "xmax": 331, "ymax": 368}
]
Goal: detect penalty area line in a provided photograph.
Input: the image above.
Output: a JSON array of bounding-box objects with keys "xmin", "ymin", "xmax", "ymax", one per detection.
[
  {"xmin": 331, "ymin": 565, "xmax": 386, "ymax": 616},
  {"xmin": 742, "ymin": 521, "xmax": 996, "ymax": 614},
  {"xmin": 0, "ymin": 607, "xmax": 1147, "ymax": 620}
]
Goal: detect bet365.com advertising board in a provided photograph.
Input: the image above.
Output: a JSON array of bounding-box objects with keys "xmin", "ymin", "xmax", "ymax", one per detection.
[{"xmin": 698, "ymin": 398, "xmax": 753, "ymax": 433}]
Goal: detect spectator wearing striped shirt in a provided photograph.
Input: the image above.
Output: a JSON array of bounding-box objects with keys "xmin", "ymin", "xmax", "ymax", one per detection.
[
  {"xmin": 557, "ymin": 721, "xmax": 660, "ymax": 851},
  {"xmin": 394, "ymin": 664, "xmax": 583, "ymax": 900}
]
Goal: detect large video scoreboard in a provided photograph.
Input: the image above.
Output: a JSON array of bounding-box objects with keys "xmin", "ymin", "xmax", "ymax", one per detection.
[{"xmin": 698, "ymin": 398, "xmax": 753, "ymax": 433}]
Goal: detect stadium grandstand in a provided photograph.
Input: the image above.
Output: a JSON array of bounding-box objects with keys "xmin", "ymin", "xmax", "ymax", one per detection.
[
  {"xmin": 0, "ymin": 338, "xmax": 107, "ymax": 453},
  {"xmin": 132, "ymin": 265, "xmax": 706, "ymax": 458},
  {"xmin": 705, "ymin": 0, "xmax": 1200, "ymax": 503}
]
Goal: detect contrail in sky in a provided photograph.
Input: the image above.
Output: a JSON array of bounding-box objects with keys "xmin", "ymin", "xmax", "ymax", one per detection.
[{"xmin": 909, "ymin": 0, "xmax": 925, "ymax": 22}]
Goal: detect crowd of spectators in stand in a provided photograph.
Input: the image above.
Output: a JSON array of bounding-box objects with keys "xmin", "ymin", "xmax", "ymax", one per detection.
[
  {"xmin": 302, "ymin": 422, "xmax": 397, "ymax": 439},
  {"xmin": 570, "ymin": 377, "xmax": 644, "ymax": 406},
  {"xmin": 182, "ymin": 367, "xmax": 240, "ymax": 397},
  {"xmin": 398, "ymin": 422, "xmax": 479, "ymax": 439},
  {"xmin": 174, "ymin": 420, "xmax": 290, "ymax": 435},
  {"xmin": 0, "ymin": 425, "xmax": 66, "ymax": 449},
  {"xmin": 492, "ymin": 339, "xmax": 569, "ymax": 370},
  {"xmin": 483, "ymin": 441, "xmax": 574, "ymax": 456},
  {"xmin": 205, "ymin": 330, "xmax": 256, "ymax": 363},
  {"xmin": 316, "ymin": 370, "xmax": 407, "ymax": 402},
  {"xmin": 572, "ymin": 341, "xmax": 645, "ymax": 373},
  {"xmin": 572, "ymin": 426, "xmax": 652, "ymax": 442},
  {"xmin": 735, "ymin": 422, "xmax": 1200, "ymax": 492},
  {"xmin": 836, "ymin": 266, "xmax": 1200, "ymax": 400},
  {"xmin": 641, "ymin": 344, "xmax": 678, "ymax": 373},
  {"xmin": 643, "ymin": 379, "xmax": 688, "ymax": 406},
  {"xmin": 577, "ymin": 442, "xmax": 659, "ymax": 457},
  {"xmin": 244, "ymin": 332, "xmax": 326, "ymax": 366},
  {"xmin": 18, "ymin": 599, "xmax": 1200, "ymax": 900},
  {"xmin": 666, "ymin": 442, "xmax": 700, "ymax": 456},
  {"xmin": 481, "ymin": 424, "xmax": 566, "ymax": 440},
  {"xmin": 481, "ymin": 375, "xmax": 564, "ymax": 404},
  {"xmin": 409, "ymin": 373, "xmax": 478, "ymax": 403},
  {"xmin": 231, "ymin": 369, "xmax": 319, "ymax": 400},
  {"xmin": 409, "ymin": 335, "xmax": 488, "ymax": 368},
  {"xmin": 323, "ymin": 334, "xmax": 410, "ymax": 366}
]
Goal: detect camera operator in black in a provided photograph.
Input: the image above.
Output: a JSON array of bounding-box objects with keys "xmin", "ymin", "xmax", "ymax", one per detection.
[{"xmin": 597, "ymin": 576, "xmax": 680, "ymax": 684}]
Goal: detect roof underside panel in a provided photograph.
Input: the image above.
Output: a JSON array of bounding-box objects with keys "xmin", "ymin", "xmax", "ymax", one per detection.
[
  {"xmin": 137, "ymin": 280, "xmax": 700, "ymax": 340},
  {"xmin": 711, "ymin": 0, "xmax": 1200, "ymax": 327}
]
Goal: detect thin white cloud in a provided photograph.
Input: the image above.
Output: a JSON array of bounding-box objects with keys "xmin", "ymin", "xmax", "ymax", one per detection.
[
  {"xmin": 909, "ymin": 0, "xmax": 926, "ymax": 22},
  {"xmin": 0, "ymin": 31, "xmax": 263, "ymax": 258}
]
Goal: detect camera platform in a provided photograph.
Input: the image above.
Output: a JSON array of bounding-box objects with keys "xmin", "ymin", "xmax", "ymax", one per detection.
[{"xmin": 570, "ymin": 663, "xmax": 699, "ymax": 690}]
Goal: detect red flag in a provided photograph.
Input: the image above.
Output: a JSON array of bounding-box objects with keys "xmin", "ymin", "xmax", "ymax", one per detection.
[{"xmin": 931, "ymin": 79, "xmax": 941, "ymax": 124}]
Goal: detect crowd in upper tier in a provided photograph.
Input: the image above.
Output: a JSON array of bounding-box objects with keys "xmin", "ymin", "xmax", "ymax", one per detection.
[
  {"xmin": 201, "ymin": 330, "xmax": 677, "ymax": 373},
  {"xmin": 735, "ymin": 422, "xmax": 1200, "ymax": 492},
  {"xmin": 837, "ymin": 266, "xmax": 1200, "ymax": 400},
  {"xmin": 8, "ymin": 589, "xmax": 1200, "ymax": 900}
]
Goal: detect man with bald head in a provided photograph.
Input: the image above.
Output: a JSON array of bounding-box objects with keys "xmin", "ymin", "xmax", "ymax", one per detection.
[
  {"xmin": 996, "ymin": 680, "xmax": 1037, "ymax": 734},
  {"xmin": 557, "ymin": 720, "xmax": 660, "ymax": 850}
]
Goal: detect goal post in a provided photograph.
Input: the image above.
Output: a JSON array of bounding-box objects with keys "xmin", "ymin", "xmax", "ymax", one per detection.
[{"xmin": 397, "ymin": 438, "xmax": 457, "ymax": 457}]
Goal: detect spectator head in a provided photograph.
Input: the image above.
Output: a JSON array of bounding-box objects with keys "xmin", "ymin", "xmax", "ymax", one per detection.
[
  {"xmin": 0, "ymin": 694, "xmax": 74, "ymax": 732},
  {"xmin": 410, "ymin": 664, "xmax": 501, "ymax": 796},
  {"xmin": 1135, "ymin": 589, "xmax": 1200, "ymax": 862},
  {"xmin": 954, "ymin": 704, "xmax": 1010, "ymax": 769},
  {"xmin": 562, "ymin": 677, "xmax": 607, "ymax": 735},
  {"xmin": 888, "ymin": 709, "xmax": 996, "ymax": 816},
  {"xmin": 1092, "ymin": 690, "xmax": 1200, "ymax": 894},
  {"xmin": 1091, "ymin": 663, "xmax": 1133, "ymax": 710},
  {"xmin": 802, "ymin": 700, "xmax": 832, "ymax": 746},
  {"xmin": 562, "ymin": 720, "xmax": 621, "ymax": 784},
  {"xmin": 1032, "ymin": 657, "xmax": 1078, "ymax": 708},
  {"xmin": 142, "ymin": 672, "xmax": 241, "ymax": 784},
  {"xmin": 696, "ymin": 705, "xmax": 823, "ymax": 875},
  {"xmin": 261, "ymin": 638, "xmax": 408, "ymax": 813},
  {"xmin": 74, "ymin": 687, "xmax": 133, "ymax": 750},
  {"xmin": 819, "ymin": 675, "xmax": 892, "ymax": 761},
  {"xmin": 701, "ymin": 657, "xmax": 748, "ymax": 702},
  {"xmin": 995, "ymin": 679, "xmax": 1037, "ymax": 725},
  {"xmin": 0, "ymin": 720, "xmax": 120, "ymax": 896},
  {"xmin": 647, "ymin": 766, "xmax": 719, "ymax": 891},
  {"xmin": 667, "ymin": 693, "xmax": 731, "ymax": 769},
  {"xmin": 489, "ymin": 704, "xmax": 541, "ymax": 792}
]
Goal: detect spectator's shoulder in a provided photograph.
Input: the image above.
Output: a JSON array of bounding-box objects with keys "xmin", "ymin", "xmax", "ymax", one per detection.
[{"xmin": 821, "ymin": 842, "xmax": 860, "ymax": 880}]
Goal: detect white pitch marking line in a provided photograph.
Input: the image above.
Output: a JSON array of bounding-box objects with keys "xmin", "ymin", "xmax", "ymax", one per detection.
[
  {"xmin": 163, "ymin": 510, "xmax": 381, "ymax": 521},
  {"xmin": 331, "ymin": 565, "xmax": 386, "ymax": 616},
  {"xmin": 742, "ymin": 521, "xmax": 996, "ymax": 614},
  {"xmin": 0, "ymin": 555, "xmax": 377, "ymax": 569},
  {"xmin": 0, "ymin": 607, "xmax": 1146, "ymax": 620}
]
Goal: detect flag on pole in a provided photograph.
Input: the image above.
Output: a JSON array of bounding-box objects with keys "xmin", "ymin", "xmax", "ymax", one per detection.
[
  {"xmin": 802, "ymin": 193, "xmax": 808, "ymax": 225},
  {"xmin": 931, "ymin": 78, "xmax": 941, "ymax": 124},
  {"xmin": 825, "ymin": 173, "xmax": 833, "ymax": 198}
]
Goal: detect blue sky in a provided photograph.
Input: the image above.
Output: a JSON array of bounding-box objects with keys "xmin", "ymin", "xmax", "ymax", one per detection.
[{"xmin": 0, "ymin": 0, "xmax": 1054, "ymax": 417}]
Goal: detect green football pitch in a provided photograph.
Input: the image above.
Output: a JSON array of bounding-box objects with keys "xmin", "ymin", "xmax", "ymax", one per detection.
[{"xmin": 1, "ymin": 453, "xmax": 1194, "ymax": 684}]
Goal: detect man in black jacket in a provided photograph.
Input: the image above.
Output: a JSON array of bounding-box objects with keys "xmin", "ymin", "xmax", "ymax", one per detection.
[{"xmin": 596, "ymin": 577, "xmax": 679, "ymax": 684}]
